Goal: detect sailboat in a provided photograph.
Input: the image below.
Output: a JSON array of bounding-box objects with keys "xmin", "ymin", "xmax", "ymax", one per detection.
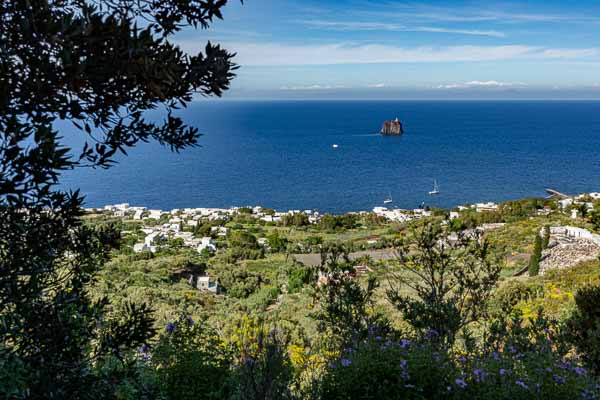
[
  {"xmin": 384, "ymin": 192, "xmax": 393, "ymax": 204},
  {"xmin": 428, "ymin": 180, "xmax": 440, "ymax": 196}
]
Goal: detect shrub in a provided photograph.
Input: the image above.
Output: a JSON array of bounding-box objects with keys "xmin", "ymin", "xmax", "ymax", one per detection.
[
  {"xmin": 566, "ymin": 285, "xmax": 600, "ymax": 374},
  {"xmin": 288, "ymin": 267, "xmax": 313, "ymax": 294},
  {"xmin": 320, "ymin": 336, "xmax": 599, "ymax": 400},
  {"xmin": 227, "ymin": 318, "xmax": 294, "ymax": 400},
  {"xmin": 387, "ymin": 222, "xmax": 501, "ymax": 346},
  {"xmin": 151, "ymin": 316, "xmax": 232, "ymax": 400},
  {"xmin": 320, "ymin": 338, "xmax": 454, "ymax": 399}
]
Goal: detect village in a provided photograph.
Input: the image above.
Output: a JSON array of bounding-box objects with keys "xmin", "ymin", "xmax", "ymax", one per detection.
[{"xmin": 90, "ymin": 191, "xmax": 600, "ymax": 295}]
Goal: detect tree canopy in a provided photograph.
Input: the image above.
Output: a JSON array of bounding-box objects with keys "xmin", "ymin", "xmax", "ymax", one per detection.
[{"xmin": 0, "ymin": 0, "xmax": 240, "ymax": 397}]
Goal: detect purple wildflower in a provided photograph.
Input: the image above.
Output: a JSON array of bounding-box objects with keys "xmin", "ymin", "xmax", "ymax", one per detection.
[
  {"xmin": 573, "ymin": 366, "xmax": 587, "ymax": 376},
  {"xmin": 425, "ymin": 329, "xmax": 439, "ymax": 339},
  {"xmin": 341, "ymin": 358, "xmax": 352, "ymax": 367},
  {"xmin": 558, "ymin": 361, "xmax": 571, "ymax": 370},
  {"xmin": 186, "ymin": 316, "xmax": 194, "ymax": 326},
  {"xmin": 508, "ymin": 345, "xmax": 517, "ymax": 354},
  {"xmin": 455, "ymin": 378, "xmax": 467, "ymax": 389},
  {"xmin": 473, "ymin": 368, "xmax": 486, "ymax": 383},
  {"xmin": 515, "ymin": 380, "xmax": 528, "ymax": 389},
  {"xmin": 244, "ymin": 356, "xmax": 255, "ymax": 366},
  {"xmin": 458, "ymin": 356, "xmax": 467, "ymax": 364},
  {"xmin": 400, "ymin": 339, "xmax": 411, "ymax": 349},
  {"xmin": 491, "ymin": 352, "xmax": 500, "ymax": 361},
  {"xmin": 553, "ymin": 374, "xmax": 566, "ymax": 385},
  {"xmin": 499, "ymin": 368, "xmax": 511, "ymax": 376},
  {"xmin": 400, "ymin": 359, "xmax": 410, "ymax": 380},
  {"xmin": 166, "ymin": 322, "xmax": 176, "ymax": 334},
  {"xmin": 581, "ymin": 389, "xmax": 598, "ymax": 400},
  {"xmin": 375, "ymin": 336, "xmax": 382, "ymax": 341},
  {"xmin": 516, "ymin": 353, "xmax": 525, "ymax": 360},
  {"xmin": 368, "ymin": 325, "xmax": 377, "ymax": 336},
  {"xmin": 138, "ymin": 344, "xmax": 150, "ymax": 362}
]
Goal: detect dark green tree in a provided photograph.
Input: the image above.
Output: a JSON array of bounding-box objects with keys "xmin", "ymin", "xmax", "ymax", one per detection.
[
  {"xmin": 529, "ymin": 234, "xmax": 542, "ymax": 277},
  {"xmin": 0, "ymin": 0, "xmax": 239, "ymax": 397}
]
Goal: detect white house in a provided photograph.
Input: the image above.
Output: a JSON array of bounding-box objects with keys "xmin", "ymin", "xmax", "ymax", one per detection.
[
  {"xmin": 195, "ymin": 275, "xmax": 222, "ymax": 294},
  {"xmin": 449, "ymin": 211, "xmax": 460, "ymax": 220},
  {"xmin": 197, "ymin": 237, "xmax": 217, "ymax": 253},
  {"xmin": 210, "ymin": 226, "xmax": 228, "ymax": 237},
  {"xmin": 558, "ymin": 198, "xmax": 574, "ymax": 209},
  {"xmin": 147, "ymin": 209, "xmax": 164, "ymax": 220},
  {"xmin": 571, "ymin": 209, "xmax": 579, "ymax": 219},
  {"xmin": 133, "ymin": 243, "xmax": 156, "ymax": 253},
  {"xmin": 145, "ymin": 232, "xmax": 164, "ymax": 246},
  {"xmin": 475, "ymin": 202, "xmax": 499, "ymax": 213}
]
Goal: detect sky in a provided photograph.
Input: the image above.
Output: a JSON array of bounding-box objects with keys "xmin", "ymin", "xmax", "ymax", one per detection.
[{"xmin": 177, "ymin": 0, "xmax": 600, "ymax": 99}]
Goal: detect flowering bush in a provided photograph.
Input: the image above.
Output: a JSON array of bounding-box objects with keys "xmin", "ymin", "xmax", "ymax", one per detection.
[
  {"xmin": 320, "ymin": 338, "xmax": 454, "ymax": 399},
  {"xmin": 319, "ymin": 336, "xmax": 600, "ymax": 400}
]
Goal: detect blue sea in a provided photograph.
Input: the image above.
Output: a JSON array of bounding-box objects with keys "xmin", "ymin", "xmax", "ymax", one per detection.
[{"xmin": 60, "ymin": 101, "xmax": 600, "ymax": 214}]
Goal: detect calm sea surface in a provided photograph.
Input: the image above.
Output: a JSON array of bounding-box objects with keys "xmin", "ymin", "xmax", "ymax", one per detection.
[{"xmin": 60, "ymin": 101, "xmax": 600, "ymax": 213}]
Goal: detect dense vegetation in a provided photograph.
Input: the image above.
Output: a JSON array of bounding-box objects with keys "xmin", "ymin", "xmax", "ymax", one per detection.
[{"xmin": 3, "ymin": 0, "xmax": 600, "ymax": 399}]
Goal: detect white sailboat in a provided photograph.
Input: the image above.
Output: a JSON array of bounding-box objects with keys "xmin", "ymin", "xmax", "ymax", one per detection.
[
  {"xmin": 384, "ymin": 192, "xmax": 393, "ymax": 204},
  {"xmin": 428, "ymin": 180, "xmax": 440, "ymax": 196}
]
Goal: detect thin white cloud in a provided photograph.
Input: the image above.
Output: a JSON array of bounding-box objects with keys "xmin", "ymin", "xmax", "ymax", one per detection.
[
  {"xmin": 279, "ymin": 84, "xmax": 349, "ymax": 91},
  {"xmin": 368, "ymin": 83, "xmax": 386, "ymax": 88},
  {"xmin": 435, "ymin": 81, "xmax": 528, "ymax": 89},
  {"xmin": 181, "ymin": 41, "xmax": 600, "ymax": 66},
  {"xmin": 301, "ymin": 20, "xmax": 505, "ymax": 37},
  {"xmin": 356, "ymin": 3, "xmax": 600, "ymax": 24},
  {"xmin": 414, "ymin": 26, "xmax": 505, "ymax": 38}
]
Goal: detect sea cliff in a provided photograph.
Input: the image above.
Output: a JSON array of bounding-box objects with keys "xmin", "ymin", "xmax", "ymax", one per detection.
[{"xmin": 381, "ymin": 118, "xmax": 403, "ymax": 135}]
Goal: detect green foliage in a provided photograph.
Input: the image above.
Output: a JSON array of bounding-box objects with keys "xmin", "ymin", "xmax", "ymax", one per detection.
[
  {"xmin": 280, "ymin": 213, "xmax": 310, "ymax": 227},
  {"xmin": 230, "ymin": 230, "xmax": 259, "ymax": 249},
  {"xmin": 590, "ymin": 207, "xmax": 600, "ymax": 233},
  {"xmin": 228, "ymin": 321, "xmax": 294, "ymax": 400},
  {"xmin": 288, "ymin": 267, "xmax": 314, "ymax": 294},
  {"xmin": 529, "ymin": 234, "xmax": 542, "ymax": 277},
  {"xmin": 0, "ymin": 0, "xmax": 239, "ymax": 395},
  {"xmin": 320, "ymin": 332, "xmax": 598, "ymax": 400},
  {"xmin": 387, "ymin": 222, "xmax": 502, "ymax": 346},
  {"xmin": 313, "ymin": 245, "xmax": 390, "ymax": 347},
  {"xmin": 317, "ymin": 214, "xmax": 358, "ymax": 232},
  {"xmin": 320, "ymin": 339, "xmax": 453, "ymax": 399},
  {"xmin": 566, "ymin": 285, "xmax": 600, "ymax": 374},
  {"xmin": 542, "ymin": 225, "xmax": 551, "ymax": 249},
  {"xmin": 220, "ymin": 268, "xmax": 267, "ymax": 299},
  {"xmin": 577, "ymin": 203, "xmax": 589, "ymax": 219},
  {"xmin": 151, "ymin": 316, "xmax": 232, "ymax": 400},
  {"xmin": 488, "ymin": 280, "xmax": 543, "ymax": 318},
  {"xmin": 267, "ymin": 233, "xmax": 289, "ymax": 253}
]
